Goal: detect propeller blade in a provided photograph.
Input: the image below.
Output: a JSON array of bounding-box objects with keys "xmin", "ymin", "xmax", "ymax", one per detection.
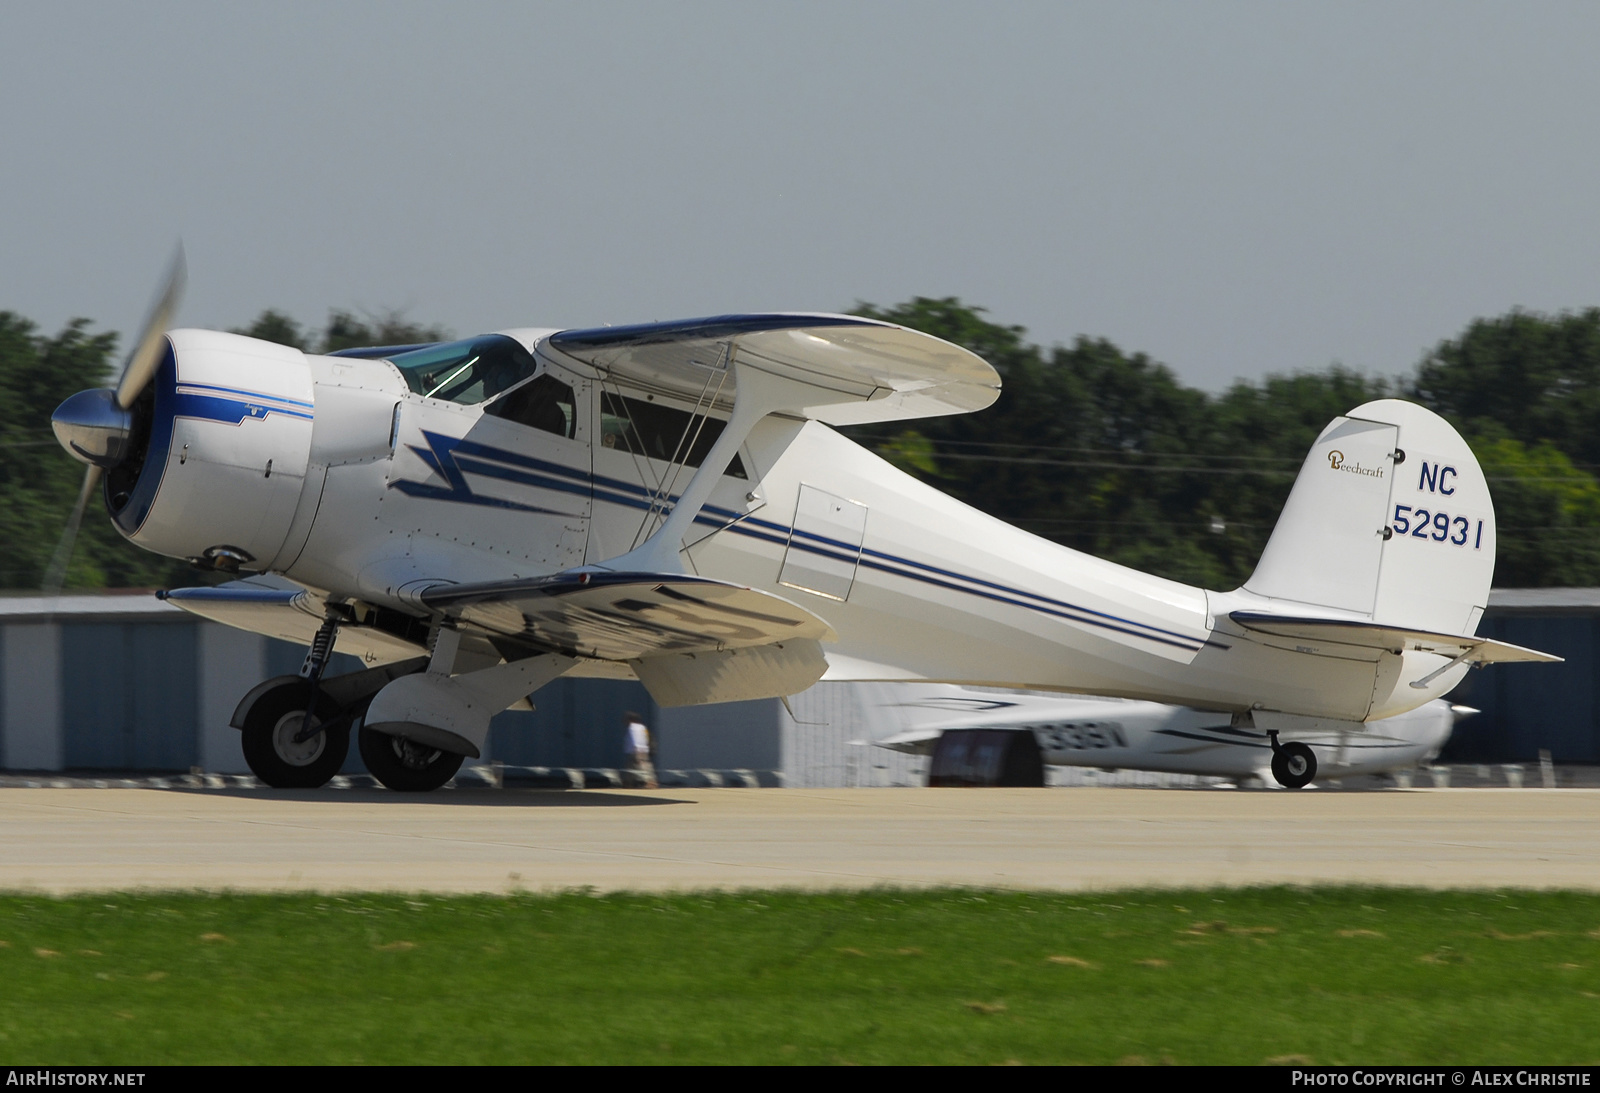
[
  {"xmin": 114, "ymin": 244, "xmax": 186, "ymax": 410},
  {"xmin": 41, "ymin": 465, "xmax": 103, "ymax": 595}
]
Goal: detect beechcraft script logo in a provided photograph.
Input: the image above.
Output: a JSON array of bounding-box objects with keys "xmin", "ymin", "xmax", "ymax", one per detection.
[{"xmin": 1326, "ymin": 449, "xmax": 1385, "ymax": 479}]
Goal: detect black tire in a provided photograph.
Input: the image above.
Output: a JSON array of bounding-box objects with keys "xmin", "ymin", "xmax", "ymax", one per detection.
[
  {"xmin": 1271, "ymin": 742, "xmax": 1317, "ymax": 789},
  {"xmin": 359, "ymin": 726, "xmax": 464, "ymax": 793},
  {"xmin": 240, "ymin": 680, "xmax": 348, "ymax": 789}
]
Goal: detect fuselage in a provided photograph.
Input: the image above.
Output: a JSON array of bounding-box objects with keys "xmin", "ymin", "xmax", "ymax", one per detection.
[{"xmin": 108, "ymin": 327, "xmax": 1471, "ymax": 723}]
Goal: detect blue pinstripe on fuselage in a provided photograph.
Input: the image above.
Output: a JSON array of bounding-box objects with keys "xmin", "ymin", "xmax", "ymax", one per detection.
[{"xmin": 388, "ymin": 432, "xmax": 1224, "ymax": 655}]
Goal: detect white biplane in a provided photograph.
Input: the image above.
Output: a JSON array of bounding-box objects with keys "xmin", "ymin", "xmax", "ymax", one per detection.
[{"xmin": 50, "ymin": 257, "xmax": 1558, "ymax": 791}]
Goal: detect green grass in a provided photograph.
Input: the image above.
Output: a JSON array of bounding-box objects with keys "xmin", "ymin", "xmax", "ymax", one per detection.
[{"xmin": 1, "ymin": 887, "xmax": 1598, "ymax": 1064}]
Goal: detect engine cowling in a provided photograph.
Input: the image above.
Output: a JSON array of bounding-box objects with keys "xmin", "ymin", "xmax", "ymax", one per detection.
[{"xmin": 104, "ymin": 329, "xmax": 316, "ymax": 572}]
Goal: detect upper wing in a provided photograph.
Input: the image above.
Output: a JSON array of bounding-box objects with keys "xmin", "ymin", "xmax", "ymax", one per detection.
[{"xmin": 539, "ymin": 313, "xmax": 999, "ymax": 425}]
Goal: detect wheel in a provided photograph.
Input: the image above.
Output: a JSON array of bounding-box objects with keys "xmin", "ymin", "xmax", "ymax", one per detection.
[
  {"xmin": 240, "ymin": 681, "xmax": 348, "ymax": 789},
  {"xmin": 359, "ymin": 726, "xmax": 464, "ymax": 792},
  {"xmin": 1270, "ymin": 741, "xmax": 1317, "ymax": 789}
]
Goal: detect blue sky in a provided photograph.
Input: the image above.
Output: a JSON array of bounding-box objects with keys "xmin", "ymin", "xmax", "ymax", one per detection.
[{"xmin": 4, "ymin": 2, "xmax": 1598, "ymax": 389}]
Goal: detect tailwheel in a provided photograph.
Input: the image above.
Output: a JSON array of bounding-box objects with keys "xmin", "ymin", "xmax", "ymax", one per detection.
[
  {"xmin": 1269, "ymin": 735, "xmax": 1318, "ymax": 789},
  {"xmin": 359, "ymin": 726, "xmax": 464, "ymax": 793},
  {"xmin": 240, "ymin": 680, "xmax": 348, "ymax": 789}
]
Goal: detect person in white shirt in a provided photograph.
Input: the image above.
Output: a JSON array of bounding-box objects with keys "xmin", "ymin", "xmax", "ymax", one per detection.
[{"xmin": 623, "ymin": 712, "xmax": 657, "ymax": 788}]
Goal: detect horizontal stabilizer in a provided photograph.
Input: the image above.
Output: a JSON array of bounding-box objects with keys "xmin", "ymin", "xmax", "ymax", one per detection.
[
  {"xmin": 1229, "ymin": 612, "xmax": 1561, "ymax": 665},
  {"xmin": 424, "ymin": 570, "xmax": 837, "ymax": 662},
  {"xmin": 541, "ymin": 313, "xmax": 1000, "ymax": 425}
]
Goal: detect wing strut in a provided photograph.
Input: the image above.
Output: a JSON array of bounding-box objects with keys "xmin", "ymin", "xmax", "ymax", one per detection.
[
  {"xmin": 626, "ymin": 346, "xmax": 731, "ymax": 550},
  {"xmin": 596, "ymin": 355, "xmax": 833, "ymax": 574}
]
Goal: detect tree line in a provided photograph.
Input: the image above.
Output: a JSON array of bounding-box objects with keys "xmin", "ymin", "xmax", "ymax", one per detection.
[
  {"xmin": 849, "ymin": 298, "xmax": 1600, "ymax": 588},
  {"xmin": 3, "ymin": 299, "xmax": 1599, "ymax": 592}
]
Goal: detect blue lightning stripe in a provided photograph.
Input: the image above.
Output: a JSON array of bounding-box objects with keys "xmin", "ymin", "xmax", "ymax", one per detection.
[
  {"xmin": 453, "ymin": 456, "xmax": 594, "ymax": 499},
  {"xmin": 390, "ymin": 478, "xmax": 572, "ymax": 515},
  {"xmin": 392, "ymin": 431, "xmax": 586, "ymax": 516}
]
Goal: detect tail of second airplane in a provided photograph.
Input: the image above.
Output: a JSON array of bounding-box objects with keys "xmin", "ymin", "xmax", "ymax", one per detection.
[{"xmin": 1242, "ymin": 398, "xmax": 1493, "ymax": 636}]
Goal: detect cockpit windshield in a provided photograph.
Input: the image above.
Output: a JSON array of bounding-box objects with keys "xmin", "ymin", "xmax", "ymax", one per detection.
[{"xmin": 388, "ymin": 334, "xmax": 537, "ymax": 405}]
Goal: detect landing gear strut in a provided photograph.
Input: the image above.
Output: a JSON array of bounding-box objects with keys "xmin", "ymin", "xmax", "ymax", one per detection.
[
  {"xmin": 240, "ymin": 614, "xmax": 347, "ymax": 789},
  {"xmin": 1268, "ymin": 731, "xmax": 1317, "ymax": 789},
  {"xmin": 290, "ymin": 614, "xmax": 341, "ymax": 746}
]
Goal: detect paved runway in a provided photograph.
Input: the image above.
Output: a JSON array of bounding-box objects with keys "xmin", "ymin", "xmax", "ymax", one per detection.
[{"xmin": 2, "ymin": 786, "xmax": 1597, "ymax": 893}]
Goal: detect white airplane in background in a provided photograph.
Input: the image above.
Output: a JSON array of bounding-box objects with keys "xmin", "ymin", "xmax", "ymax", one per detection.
[
  {"xmin": 49, "ymin": 254, "xmax": 1557, "ymax": 792},
  {"xmin": 864, "ymin": 685, "xmax": 1471, "ymax": 787}
]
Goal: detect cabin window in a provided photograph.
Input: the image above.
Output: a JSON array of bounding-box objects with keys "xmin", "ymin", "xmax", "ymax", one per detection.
[
  {"xmin": 388, "ymin": 334, "xmax": 537, "ymax": 406},
  {"xmin": 600, "ymin": 391, "xmax": 747, "ymax": 478},
  {"xmin": 484, "ymin": 373, "xmax": 577, "ymax": 438}
]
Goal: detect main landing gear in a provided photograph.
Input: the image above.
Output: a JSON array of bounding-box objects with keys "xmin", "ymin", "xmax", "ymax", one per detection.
[
  {"xmin": 240, "ymin": 678, "xmax": 460, "ymax": 793},
  {"xmin": 234, "ymin": 615, "xmax": 431, "ymax": 791},
  {"xmin": 1267, "ymin": 731, "xmax": 1318, "ymax": 789}
]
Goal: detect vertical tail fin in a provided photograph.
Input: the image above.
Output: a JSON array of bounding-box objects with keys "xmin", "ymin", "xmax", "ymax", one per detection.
[{"xmin": 1243, "ymin": 399, "xmax": 1493, "ymax": 635}]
